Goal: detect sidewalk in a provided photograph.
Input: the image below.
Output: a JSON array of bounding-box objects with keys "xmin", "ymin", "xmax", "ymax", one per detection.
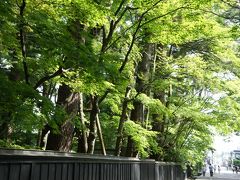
[{"xmin": 196, "ymin": 168, "xmax": 240, "ymax": 180}]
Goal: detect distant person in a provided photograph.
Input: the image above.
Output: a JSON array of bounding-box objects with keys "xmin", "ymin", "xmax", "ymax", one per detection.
[
  {"xmin": 209, "ymin": 164, "xmax": 214, "ymax": 177},
  {"xmin": 235, "ymin": 166, "xmax": 238, "ymax": 174},
  {"xmin": 214, "ymin": 164, "xmax": 217, "ymax": 173},
  {"xmin": 202, "ymin": 165, "xmax": 206, "ymax": 176},
  {"xmin": 186, "ymin": 164, "xmax": 193, "ymax": 178},
  {"xmin": 218, "ymin": 165, "xmax": 221, "ymax": 174}
]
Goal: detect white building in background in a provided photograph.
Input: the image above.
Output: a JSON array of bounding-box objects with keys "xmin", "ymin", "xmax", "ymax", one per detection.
[{"xmin": 213, "ymin": 135, "xmax": 240, "ymax": 166}]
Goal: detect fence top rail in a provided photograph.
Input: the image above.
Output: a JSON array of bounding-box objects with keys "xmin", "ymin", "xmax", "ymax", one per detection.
[
  {"xmin": 0, "ymin": 148, "xmax": 146, "ymax": 163},
  {"xmin": 155, "ymin": 161, "xmax": 182, "ymax": 166},
  {"xmin": 0, "ymin": 148, "xmax": 138, "ymax": 161},
  {"xmin": 0, "ymin": 148, "xmax": 182, "ymax": 166}
]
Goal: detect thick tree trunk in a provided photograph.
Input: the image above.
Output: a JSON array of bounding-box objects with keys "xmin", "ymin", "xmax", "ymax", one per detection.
[
  {"xmin": 150, "ymin": 45, "xmax": 172, "ymax": 160},
  {"xmin": 39, "ymin": 124, "xmax": 50, "ymax": 149},
  {"xmin": 125, "ymin": 136, "xmax": 137, "ymax": 157},
  {"xmin": 0, "ymin": 121, "xmax": 12, "ymax": 141},
  {"xmin": 45, "ymin": 132, "xmax": 61, "ymax": 151},
  {"xmin": 58, "ymin": 120, "xmax": 75, "ymax": 151},
  {"xmin": 125, "ymin": 43, "xmax": 154, "ymax": 157},
  {"xmin": 46, "ymin": 84, "xmax": 79, "ymax": 151}
]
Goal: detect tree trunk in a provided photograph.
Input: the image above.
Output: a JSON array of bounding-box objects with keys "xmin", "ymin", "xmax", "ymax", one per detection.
[
  {"xmin": 0, "ymin": 53, "xmax": 21, "ymax": 141},
  {"xmin": 77, "ymin": 93, "xmax": 88, "ymax": 153},
  {"xmin": 150, "ymin": 91, "xmax": 166, "ymax": 160},
  {"xmin": 19, "ymin": 0, "xmax": 29, "ymax": 84},
  {"xmin": 81, "ymin": 94, "xmax": 106, "ymax": 155},
  {"xmin": 115, "ymin": 86, "xmax": 131, "ymax": 156},
  {"xmin": 96, "ymin": 113, "xmax": 106, "ymax": 155},
  {"xmin": 0, "ymin": 121, "xmax": 12, "ymax": 141},
  {"xmin": 39, "ymin": 124, "xmax": 50, "ymax": 149},
  {"xmin": 125, "ymin": 43, "xmax": 154, "ymax": 157},
  {"xmin": 87, "ymin": 95, "xmax": 98, "ymax": 154},
  {"xmin": 125, "ymin": 136, "xmax": 137, "ymax": 157},
  {"xmin": 150, "ymin": 44, "xmax": 172, "ymax": 160},
  {"xmin": 0, "ymin": 0, "xmax": 29, "ymax": 142},
  {"xmin": 46, "ymin": 84, "xmax": 79, "ymax": 151},
  {"xmin": 37, "ymin": 83, "xmax": 53, "ymax": 148},
  {"xmin": 125, "ymin": 101, "xmax": 142, "ymax": 157}
]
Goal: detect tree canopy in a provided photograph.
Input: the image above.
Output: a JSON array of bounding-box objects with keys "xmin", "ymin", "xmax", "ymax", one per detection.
[{"xmin": 0, "ymin": 0, "xmax": 240, "ymax": 166}]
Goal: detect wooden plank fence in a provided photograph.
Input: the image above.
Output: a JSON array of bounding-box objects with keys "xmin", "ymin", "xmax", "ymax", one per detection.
[{"xmin": 0, "ymin": 149, "xmax": 185, "ymax": 180}]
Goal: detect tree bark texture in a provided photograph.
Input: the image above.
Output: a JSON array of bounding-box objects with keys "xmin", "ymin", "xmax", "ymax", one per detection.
[
  {"xmin": 46, "ymin": 84, "xmax": 79, "ymax": 151},
  {"xmin": 0, "ymin": 121, "xmax": 12, "ymax": 141}
]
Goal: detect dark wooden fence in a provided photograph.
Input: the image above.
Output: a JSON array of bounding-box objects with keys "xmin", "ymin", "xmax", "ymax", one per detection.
[{"xmin": 0, "ymin": 149, "xmax": 185, "ymax": 180}]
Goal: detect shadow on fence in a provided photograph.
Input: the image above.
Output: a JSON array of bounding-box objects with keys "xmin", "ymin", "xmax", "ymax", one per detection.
[{"xmin": 0, "ymin": 149, "xmax": 185, "ymax": 180}]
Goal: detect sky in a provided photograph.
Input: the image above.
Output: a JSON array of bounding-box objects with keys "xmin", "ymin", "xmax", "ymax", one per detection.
[
  {"xmin": 210, "ymin": 135, "xmax": 240, "ymax": 165},
  {"xmin": 214, "ymin": 134, "xmax": 240, "ymax": 153}
]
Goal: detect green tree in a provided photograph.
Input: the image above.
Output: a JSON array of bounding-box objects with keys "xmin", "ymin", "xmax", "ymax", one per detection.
[{"xmin": 1, "ymin": 0, "xmax": 240, "ymax": 168}]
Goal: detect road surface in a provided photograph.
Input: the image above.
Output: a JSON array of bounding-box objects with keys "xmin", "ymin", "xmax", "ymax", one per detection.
[{"xmin": 196, "ymin": 168, "xmax": 240, "ymax": 180}]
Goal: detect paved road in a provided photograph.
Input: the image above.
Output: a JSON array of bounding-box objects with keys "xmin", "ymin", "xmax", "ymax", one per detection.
[{"xmin": 196, "ymin": 168, "xmax": 240, "ymax": 180}]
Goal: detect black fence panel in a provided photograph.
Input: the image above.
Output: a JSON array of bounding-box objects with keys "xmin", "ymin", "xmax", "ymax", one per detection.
[
  {"xmin": 140, "ymin": 160, "xmax": 155, "ymax": 180},
  {"xmin": 0, "ymin": 149, "xmax": 185, "ymax": 180},
  {"xmin": 155, "ymin": 162, "xmax": 185, "ymax": 180}
]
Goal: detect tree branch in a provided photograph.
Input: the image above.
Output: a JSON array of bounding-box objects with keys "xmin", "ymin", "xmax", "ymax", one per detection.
[
  {"xmin": 34, "ymin": 67, "xmax": 63, "ymax": 90},
  {"xmin": 98, "ymin": 89, "xmax": 110, "ymax": 105},
  {"xmin": 172, "ymin": 90, "xmax": 201, "ymax": 116},
  {"xmin": 141, "ymin": 0, "xmax": 166, "ymax": 17},
  {"xmin": 179, "ymin": 123, "xmax": 195, "ymax": 149},
  {"xmin": 220, "ymin": 0, "xmax": 240, "ymax": 9},
  {"xmin": 199, "ymin": 8, "xmax": 238, "ymax": 20},
  {"xmin": 114, "ymin": 0, "xmax": 127, "ymax": 16},
  {"xmin": 105, "ymin": 5, "xmax": 190, "ymax": 53},
  {"xmin": 103, "ymin": 0, "xmax": 164, "ymax": 55},
  {"xmin": 118, "ymin": 15, "xmax": 143, "ymax": 73},
  {"xmin": 104, "ymin": 15, "xmax": 138, "ymax": 52},
  {"xmin": 19, "ymin": 0, "xmax": 29, "ymax": 84},
  {"xmin": 101, "ymin": 3, "xmax": 130, "ymax": 53},
  {"xmin": 140, "ymin": 6, "xmax": 188, "ymax": 28},
  {"xmin": 102, "ymin": 25, "xmax": 107, "ymax": 49},
  {"xmin": 118, "ymin": 0, "xmax": 182, "ymax": 73}
]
